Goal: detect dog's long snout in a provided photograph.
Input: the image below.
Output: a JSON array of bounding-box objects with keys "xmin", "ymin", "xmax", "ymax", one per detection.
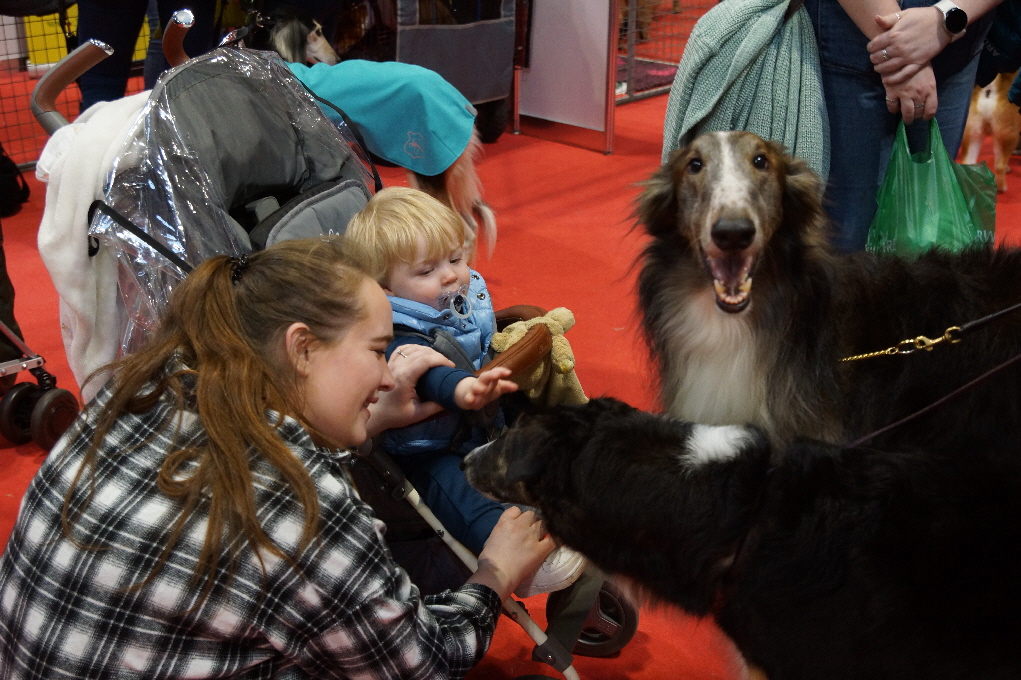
[
  {"xmin": 460, "ymin": 441, "xmax": 492, "ymax": 470},
  {"xmin": 711, "ymin": 218, "xmax": 755, "ymax": 252}
]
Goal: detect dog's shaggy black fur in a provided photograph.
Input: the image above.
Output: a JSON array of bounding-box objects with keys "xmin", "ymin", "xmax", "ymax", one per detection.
[
  {"xmin": 638, "ymin": 131, "xmax": 1021, "ymax": 450},
  {"xmin": 463, "ymin": 398, "xmax": 1021, "ymax": 680}
]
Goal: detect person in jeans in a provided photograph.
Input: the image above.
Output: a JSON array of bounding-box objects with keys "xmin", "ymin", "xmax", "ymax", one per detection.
[{"xmin": 803, "ymin": 0, "xmax": 997, "ymax": 251}]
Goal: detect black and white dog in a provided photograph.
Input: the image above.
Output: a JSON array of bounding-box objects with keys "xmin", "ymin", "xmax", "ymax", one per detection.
[{"xmin": 463, "ymin": 398, "xmax": 1021, "ymax": 680}]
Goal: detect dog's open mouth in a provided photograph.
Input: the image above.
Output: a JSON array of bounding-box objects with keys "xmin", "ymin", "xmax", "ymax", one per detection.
[{"xmin": 704, "ymin": 251, "xmax": 754, "ymax": 313}]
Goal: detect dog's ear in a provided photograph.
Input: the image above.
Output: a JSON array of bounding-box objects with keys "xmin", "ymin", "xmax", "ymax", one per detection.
[
  {"xmin": 637, "ymin": 151, "xmax": 681, "ymax": 238},
  {"xmin": 777, "ymin": 144, "xmax": 830, "ymax": 248}
]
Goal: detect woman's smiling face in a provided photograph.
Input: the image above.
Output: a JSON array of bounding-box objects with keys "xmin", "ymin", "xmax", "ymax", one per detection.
[{"xmin": 298, "ymin": 278, "xmax": 394, "ymax": 449}]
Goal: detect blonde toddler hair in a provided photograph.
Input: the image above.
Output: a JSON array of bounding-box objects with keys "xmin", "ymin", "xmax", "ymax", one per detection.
[{"xmin": 346, "ymin": 186, "xmax": 469, "ymax": 286}]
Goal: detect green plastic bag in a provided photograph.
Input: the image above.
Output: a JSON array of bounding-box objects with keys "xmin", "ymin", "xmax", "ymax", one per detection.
[{"xmin": 866, "ymin": 119, "xmax": 996, "ymax": 256}]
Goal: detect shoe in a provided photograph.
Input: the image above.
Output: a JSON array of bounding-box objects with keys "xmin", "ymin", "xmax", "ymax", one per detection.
[{"xmin": 514, "ymin": 546, "xmax": 587, "ymax": 599}]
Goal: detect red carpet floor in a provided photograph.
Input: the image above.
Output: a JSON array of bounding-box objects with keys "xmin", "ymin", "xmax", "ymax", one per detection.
[{"xmin": 2, "ymin": 93, "xmax": 1021, "ymax": 679}]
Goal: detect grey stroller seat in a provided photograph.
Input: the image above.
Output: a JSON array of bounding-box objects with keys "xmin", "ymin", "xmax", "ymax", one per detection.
[{"xmin": 91, "ymin": 47, "xmax": 377, "ymax": 357}]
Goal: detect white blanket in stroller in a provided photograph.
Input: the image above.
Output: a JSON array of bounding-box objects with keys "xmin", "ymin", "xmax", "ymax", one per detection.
[{"xmin": 37, "ymin": 93, "xmax": 149, "ymax": 404}]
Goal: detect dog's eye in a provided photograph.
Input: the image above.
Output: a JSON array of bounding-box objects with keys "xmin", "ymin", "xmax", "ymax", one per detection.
[
  {"xmin": 752, "ymin": 154, "xmax": 769, "ymax": 170},
  {"xmin": 687, "ymin": 158, "xmax": 703, "ymax": 174}
]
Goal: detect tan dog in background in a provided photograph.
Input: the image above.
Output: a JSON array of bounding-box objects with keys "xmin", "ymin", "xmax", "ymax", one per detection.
[{"xmin": 960, "ymin": 71, "xmax": 1021, "ymax": 193}]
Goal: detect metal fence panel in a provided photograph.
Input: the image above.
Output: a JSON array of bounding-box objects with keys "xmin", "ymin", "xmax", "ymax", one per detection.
[
  {"xmin": 616, "ymin": 0, "xmax": 715, "ymax": 104},
  {"xmin": 1, "ymin": 10, "xmax": 148, "ymax": 168}
]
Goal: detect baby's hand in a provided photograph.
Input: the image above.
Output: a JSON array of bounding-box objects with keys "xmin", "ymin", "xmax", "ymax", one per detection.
[{"xmin": 454, "ymin": 367, "xmax": 518, "ymax": 410}]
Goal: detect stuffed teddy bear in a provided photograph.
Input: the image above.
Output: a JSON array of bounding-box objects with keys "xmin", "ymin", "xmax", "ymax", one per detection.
[{"xmin": 489, "ymin": 307, "xmax": 587, "ymax": 407}]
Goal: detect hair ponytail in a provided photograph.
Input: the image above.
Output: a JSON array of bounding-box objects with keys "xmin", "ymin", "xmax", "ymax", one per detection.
[{"xmin": 66, "ymin": 236, "xmax": 374, "ymax": 600}]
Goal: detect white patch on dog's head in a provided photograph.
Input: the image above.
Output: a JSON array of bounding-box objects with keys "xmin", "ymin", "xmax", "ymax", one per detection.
[
  {"xmin": 706, "ymin": 132, "xmax": 755, "ymax": 230},
  {"xmin": 681, "ymin": 424, "xmax": 754, "ymax": 466}
]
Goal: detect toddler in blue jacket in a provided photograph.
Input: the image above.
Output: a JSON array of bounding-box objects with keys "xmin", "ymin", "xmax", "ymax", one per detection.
[{"xmin": 346, "ymin": 187, "xmax": 584, "ymax": 597}]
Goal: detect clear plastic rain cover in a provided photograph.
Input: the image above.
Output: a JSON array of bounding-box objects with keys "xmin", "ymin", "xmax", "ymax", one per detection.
[{"xmin": 89, "ymin": 47, "xmax": 375, "ymax": 358}]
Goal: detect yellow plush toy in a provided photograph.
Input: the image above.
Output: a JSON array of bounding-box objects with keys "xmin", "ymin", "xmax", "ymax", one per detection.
[{"xmin": 489, "ymin": 307, "xmax": 588, "ymax": 407}]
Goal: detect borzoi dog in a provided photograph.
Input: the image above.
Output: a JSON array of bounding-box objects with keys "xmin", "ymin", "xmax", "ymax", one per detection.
[
  {"xmin": 248, "ymin": 5, "xmax": 339, "ymax": 66},
  {"xmin": 248, "ymin": 5, "xmax": 497, "ymax": 257},
  {"xmin": 637, "ymin": 131, "xmax": 1021, "ymax": 450},
  {"xmin": 462, "ymin": 398, "xmax": 1021, "ymax": 680}
]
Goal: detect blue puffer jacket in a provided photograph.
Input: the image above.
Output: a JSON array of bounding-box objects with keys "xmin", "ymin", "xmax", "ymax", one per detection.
[{"xmin": 383, "ymin": 270, "xmax": 502, "ymax": 456}]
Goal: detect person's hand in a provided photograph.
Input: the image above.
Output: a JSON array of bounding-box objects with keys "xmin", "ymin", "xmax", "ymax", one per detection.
[
  {"xmin": 454, "ymin": 367, "xmax": 518, "ymax": 410},
  {"xmin": 469, "ymin": 507, "xmax": 555, "ymax": 600},
  {"xmin": 868, "ymin": 7, "xmax": 955, "ymax": 85},
  {"xmin": 885, "ymin": 63, "xmax": 938, "ymax": 124},
  {"xmin": 365, "ymin": 345, "xmax": 453, "ymax": 437}
]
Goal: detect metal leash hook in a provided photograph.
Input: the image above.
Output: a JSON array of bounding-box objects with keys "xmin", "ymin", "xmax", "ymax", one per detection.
[
  {"xmin": 895, "ymin": 326, "xmax": 962, "ymax": 354},
  {"xmin": 843, "ymin": 326, "xmax": 962, "ymax": 362}
]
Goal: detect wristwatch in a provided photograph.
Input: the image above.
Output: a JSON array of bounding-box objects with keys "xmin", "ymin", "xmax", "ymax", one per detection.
[{"xmin": 934, "ymin": 0, "xmax": 968, "ymax": 36}]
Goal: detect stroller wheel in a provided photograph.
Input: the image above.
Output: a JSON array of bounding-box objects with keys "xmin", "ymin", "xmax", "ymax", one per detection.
[
  {"xmin": 30, "ymin": 388, "xmax": 80, "ymax": 451},
  {"xmin": 0, "ymin": 382, "xmax": 41, "ymax": 445},
  {"xmin": 547, "ymin": 580, "xmax": 639, "ymax": 658}
]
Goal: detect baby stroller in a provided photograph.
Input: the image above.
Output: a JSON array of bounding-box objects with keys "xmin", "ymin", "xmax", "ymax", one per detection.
[{"xmin": 33, "ymin": 40, "xmax": 637, "ymax": 679}]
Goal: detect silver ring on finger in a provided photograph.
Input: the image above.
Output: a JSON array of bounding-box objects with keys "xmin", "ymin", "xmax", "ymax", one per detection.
[
  {"xmin": 397, "ymin": 348, "xmax": 409, "ymax": 358},
  {"xmin": 882, "ymin": 48, "xmax": 890, "ymax": 61},
  {"xmin": 885, "ymin": 98, "xmax": 896, "ymax": 103},
  {"xmin": 894, "ymin": 12, "xmax": 901, "ymax": 21},
  {"xmin": 914, "ymin": 101, "xmax": 924, "ymax": 109}
]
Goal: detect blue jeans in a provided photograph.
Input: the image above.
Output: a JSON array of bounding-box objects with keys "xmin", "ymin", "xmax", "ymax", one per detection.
[
  {"xmin": 803, "ymin": 0, "xmax": 992, "ymax": 252},
  {"xmin": 400, "ymin": 450, "xmax": 505, "ymax": 555}
]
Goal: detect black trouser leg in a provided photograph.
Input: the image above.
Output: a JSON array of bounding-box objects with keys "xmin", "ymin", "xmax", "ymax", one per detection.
[{"xmin": 0, "ymin": 222, "xmax": 25, "ymax": 364}]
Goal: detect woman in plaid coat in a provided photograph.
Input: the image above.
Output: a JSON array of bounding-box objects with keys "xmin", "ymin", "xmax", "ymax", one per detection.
[{"xmin": 0, "ymin": 236, "xmax": 552, "ymax": 679}]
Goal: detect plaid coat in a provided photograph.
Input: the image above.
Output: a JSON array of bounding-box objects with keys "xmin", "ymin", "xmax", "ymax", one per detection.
[{"xmin": 0, "ymin": 387, "xmax": 500, "ymax": 679}]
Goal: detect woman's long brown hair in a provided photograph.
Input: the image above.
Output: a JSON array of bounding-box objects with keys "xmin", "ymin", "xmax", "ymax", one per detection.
[{"xmin": 63, "ymin": 236, "xmax": 376, "ymax": 602}]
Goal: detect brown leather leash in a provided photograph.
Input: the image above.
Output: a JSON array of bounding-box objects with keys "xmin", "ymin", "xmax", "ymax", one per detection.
[
  {"xmin": 845, "ymin": 350, "xmax": 1021, "ymax": 448},
  {"xmin": 842, "ymin": 300, "xmax": 1021, "ymax": 448}
]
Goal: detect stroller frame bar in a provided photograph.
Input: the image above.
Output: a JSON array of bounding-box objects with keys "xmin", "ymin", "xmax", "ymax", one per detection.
[
  {"xmin": 0, "ymin": 321, "xmax": 43, "ymax": 377},
  {"xmin": 403, "ymin": 485, "xmax": 582, "ymax": 680}
]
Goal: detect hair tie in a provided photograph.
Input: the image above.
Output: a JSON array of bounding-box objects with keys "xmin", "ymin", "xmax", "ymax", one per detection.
[{"xmin": 230, "ymin": 255, "xmax": 250, "ymax": 286}]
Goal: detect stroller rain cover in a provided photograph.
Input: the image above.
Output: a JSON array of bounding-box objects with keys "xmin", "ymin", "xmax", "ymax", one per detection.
[{"xmin": 82, "ymin": 48, "xmax": 375, "ymax": 395}]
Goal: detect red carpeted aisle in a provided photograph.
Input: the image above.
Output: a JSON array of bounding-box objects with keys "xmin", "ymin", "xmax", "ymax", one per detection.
[{"xmin": 2, "ymin": 93, "xmax": 1020, "ymax": 679}]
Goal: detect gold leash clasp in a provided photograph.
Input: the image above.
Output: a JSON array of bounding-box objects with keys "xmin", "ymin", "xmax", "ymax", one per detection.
[
  {"xmin": 898, "ymin": 335, "xmax": 937, "ymax": 354},
  {"xmin": 844, "ymin": 326, "xmax": 964, "ymax": 362}
]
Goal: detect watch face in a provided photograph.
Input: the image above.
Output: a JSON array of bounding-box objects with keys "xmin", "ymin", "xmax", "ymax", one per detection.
[{"xmin": 945, "ymin": 7, "xmax": 967, "ymax": 34}]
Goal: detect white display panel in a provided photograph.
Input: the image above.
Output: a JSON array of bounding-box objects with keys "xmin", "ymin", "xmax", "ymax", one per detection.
[{"xmin": 519, "ymin": 0, "xmax": 614, "ymax": 133}]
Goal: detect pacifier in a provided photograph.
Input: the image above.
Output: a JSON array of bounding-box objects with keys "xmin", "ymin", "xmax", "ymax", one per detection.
[{"xmin": 436, "ymin": 283, "xmax": 472, "ymax": 319}]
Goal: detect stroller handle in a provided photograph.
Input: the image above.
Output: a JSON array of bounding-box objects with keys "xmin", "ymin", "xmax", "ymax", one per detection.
[
  {"xmin": 163, "ymin": 9, "xmax": 195, "ymax": 68},
  {"xmin": 31, "ymin": 39, "xmax": 114, "ymax": 135}
]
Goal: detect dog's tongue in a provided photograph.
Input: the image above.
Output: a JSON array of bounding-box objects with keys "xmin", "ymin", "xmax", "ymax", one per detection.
[{"xmin": 709, "ymin": 255, "xmax": 753, "ymax": 310}]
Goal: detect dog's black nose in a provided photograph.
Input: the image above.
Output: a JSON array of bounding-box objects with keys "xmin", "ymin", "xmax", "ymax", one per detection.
[{"xmin": 711, "ymin": 218, "xmax": 755, "ymax": 251}]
